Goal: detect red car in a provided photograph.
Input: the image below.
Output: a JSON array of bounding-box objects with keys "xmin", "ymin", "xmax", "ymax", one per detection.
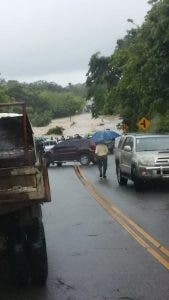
[{"xmin": 45, "ymin": 138, "xmax": 96, "ymax": 167}]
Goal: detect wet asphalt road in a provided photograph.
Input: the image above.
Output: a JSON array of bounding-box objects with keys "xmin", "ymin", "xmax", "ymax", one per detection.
[{"xmin": 0, "ymin": 155, "xmax": 169, "ymax": 300}]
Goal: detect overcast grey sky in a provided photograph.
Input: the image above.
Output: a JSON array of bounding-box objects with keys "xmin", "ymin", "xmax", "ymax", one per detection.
[{"xmin": 0, "ymin": 0, "xmax": 150, "ymax": 86}]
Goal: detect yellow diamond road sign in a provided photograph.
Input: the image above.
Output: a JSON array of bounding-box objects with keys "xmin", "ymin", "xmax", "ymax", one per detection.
[{"xmin": 138, "ymin": 117, "xmax": 151, "ymax": 130}]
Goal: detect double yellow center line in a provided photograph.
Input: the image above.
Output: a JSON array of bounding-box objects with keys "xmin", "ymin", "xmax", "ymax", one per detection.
[{"xmin": 74, "ymin": 165, "xmax": 169, "ymax": 270}]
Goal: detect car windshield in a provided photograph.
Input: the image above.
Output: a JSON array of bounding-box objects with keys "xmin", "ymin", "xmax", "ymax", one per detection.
[{"xmin": 136, "ymin": 136, "xmax": 169, "ymax": 152}]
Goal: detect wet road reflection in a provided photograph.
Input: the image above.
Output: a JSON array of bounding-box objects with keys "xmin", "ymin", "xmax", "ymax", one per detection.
[{"xmin": 0, "ymin": 160, "xmax": 169, "ymax": 300}]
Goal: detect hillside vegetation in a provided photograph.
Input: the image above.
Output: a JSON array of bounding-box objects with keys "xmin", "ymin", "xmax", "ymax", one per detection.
[
  {"xmin": 0, "ymin": 81, "xmax": 85, "ymax": 126},
  {"xmin": 86, "ymin": 0, "xmax": 169, "ymax": 132}
]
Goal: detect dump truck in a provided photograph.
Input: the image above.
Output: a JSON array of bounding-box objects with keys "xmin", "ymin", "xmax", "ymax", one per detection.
[{"xmin": 0, "ymin": 102, "xmax": 51, "ymax": 286}]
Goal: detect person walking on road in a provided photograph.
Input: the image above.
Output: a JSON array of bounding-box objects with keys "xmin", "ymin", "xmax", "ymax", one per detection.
[{"xmin": 95, "ymin": 141, "xmax": 108, "ymax": 178}]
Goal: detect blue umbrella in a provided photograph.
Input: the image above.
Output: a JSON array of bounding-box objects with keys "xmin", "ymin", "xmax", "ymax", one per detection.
[{"xmin": 91, "ymin": 130, "xmax": 120, "ymax": 143}]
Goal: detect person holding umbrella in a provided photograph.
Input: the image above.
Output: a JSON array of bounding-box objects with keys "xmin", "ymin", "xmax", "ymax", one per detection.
[
  {"xmin": 95, "ymin": 140, "xmax": 109, "ymax": 178},
  {"xmin": 91, "ymin": 130, "xmax": 120, "ymax": 154}
]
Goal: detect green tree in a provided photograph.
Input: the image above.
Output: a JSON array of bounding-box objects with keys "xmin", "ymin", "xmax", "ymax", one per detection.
[
  {"xmin": 86, "ymin": 0, "xmax": 169, "ymax": 132},
  {"xmin": 86, "ymin": 52, "xmax": 120, "ymax": 117},
  {"xmin": 0, "ymin": 79, "xmax": 86, "ymax": 126}
]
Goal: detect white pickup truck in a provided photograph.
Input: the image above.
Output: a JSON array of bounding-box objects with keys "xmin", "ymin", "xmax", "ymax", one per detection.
[{"xmin": 114, "ymin": 134, "xmax": 169, "ymax": 191}]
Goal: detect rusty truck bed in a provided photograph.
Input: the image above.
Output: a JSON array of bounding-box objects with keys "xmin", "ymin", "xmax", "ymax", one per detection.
[
  {"xmin": 0, "ymin": 103, "xmax": 51, "ymax": 215},
  {"xmin": 0, "ymin": 162, "xmax": 51, "ymax": 215}
]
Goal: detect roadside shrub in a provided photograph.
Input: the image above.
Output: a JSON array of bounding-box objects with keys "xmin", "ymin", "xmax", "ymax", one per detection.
[{"xmin": 46, "ymin": 126, "xmax": 64, "ymax": 135}]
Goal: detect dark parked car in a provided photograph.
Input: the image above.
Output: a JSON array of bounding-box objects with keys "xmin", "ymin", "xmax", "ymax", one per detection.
[{"xmin": 45, "ymin": 138, "xmax": 96, "ymax": 167}]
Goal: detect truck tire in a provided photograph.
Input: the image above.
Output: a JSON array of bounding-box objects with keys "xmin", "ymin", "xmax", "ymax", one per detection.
[
  {"xmin": 10, "ymin": 229, "xmax": 30, "ymax": 287},
  {"xmin": 116, "ymin": 163, "xmax": 128, "ymax": 186},
  {"xmin": 132, "ymin": 166, "xmax": 144, "ymax": 192},
  {"xmin": 79, "ymin": 154, "xmax": 90, "ymax": 166},
  {"xmin": 57, "ymin": 162, "xmax": 62, "ymax": 167},
  {"xmin": 27, "ymin": 219, "xmax": 48, "ymax": 286}
]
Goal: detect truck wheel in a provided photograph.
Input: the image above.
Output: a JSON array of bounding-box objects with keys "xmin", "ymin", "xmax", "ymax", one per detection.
[
  {"xmin": 132, "ymin": 166, "xmax": 144, "ymax": 192},
  {"xmin": 57, "ymin": 162, "xmax": 62, "ymax": 167},
  {"xmin": 116, "ymin": 164, "xmax": 128, "ymax": 186},
  {"xmin": 27, "ymin": 219, "xmax": 48, "ymax": 286},
  {"xmin": 10, "ymin": 231, "xmax": 30, "ymax": 287},
  {"xmin": 79, "ymin": 154, "xmax": 90, "ymax": 166}
]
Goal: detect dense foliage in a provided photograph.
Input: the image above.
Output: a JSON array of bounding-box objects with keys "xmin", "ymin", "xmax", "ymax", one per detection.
[
  {"xmin": 47, "ymin": 126, "xmax": 64, "ymax": 135},
  {"xmin": 86, "ymin": 0, "xmax": 169, "ymax": 132},
  {"xmin": 0, "ymin": 80, "xmax": 85, "ymax": 126}
]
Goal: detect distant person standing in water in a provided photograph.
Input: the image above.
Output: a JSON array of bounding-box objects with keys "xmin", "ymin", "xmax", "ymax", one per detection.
[
  {"xmin": 61, "ymin": 135, "xmax": 65, "ymax": 141},
  {"xmin": 95, "ymin": 141, "xmax": 108, "ymax": 178}
]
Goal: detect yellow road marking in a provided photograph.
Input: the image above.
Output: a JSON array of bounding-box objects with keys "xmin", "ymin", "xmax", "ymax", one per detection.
[{"xmin": 74, "ymin": 165, "xmax": 169, "ymax": 270}]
